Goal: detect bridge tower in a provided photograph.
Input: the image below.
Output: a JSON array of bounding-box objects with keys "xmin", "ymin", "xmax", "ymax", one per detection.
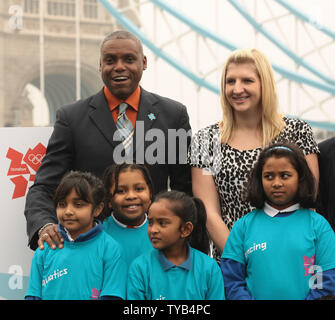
[{"xmin": 0, "ymin": 0, "xmax": 139, "ymax": 126}]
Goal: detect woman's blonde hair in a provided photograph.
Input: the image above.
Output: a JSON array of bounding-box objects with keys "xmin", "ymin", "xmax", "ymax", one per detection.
[{"xmin": 219, "ymin": 48, "xmax": 285, "ymax": 147}]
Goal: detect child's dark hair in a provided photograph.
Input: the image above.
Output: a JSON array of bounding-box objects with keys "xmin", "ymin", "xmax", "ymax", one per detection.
[
  {"xmin": 53, "ymin": 171, "xmax": 105, "ymax": 211},
  {"xmin": 103, "ymin": 163, "xmax": 154, "ymax": 197},
  {"xmin": 153, "ymin": 190, "xmax": 210, "ymax": 254},
  {"xmin": 245, "ymin": 142, "xmax": 315, "ymax": 209},
  {"xmin": 101, "ymin": 163, "xmax": 154, "ymax": 220}
]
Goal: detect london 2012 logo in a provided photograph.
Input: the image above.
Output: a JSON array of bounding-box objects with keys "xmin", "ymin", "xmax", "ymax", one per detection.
[{"xmin": 6, "ymin": 143, "xmax": 46, "ymax": 199}]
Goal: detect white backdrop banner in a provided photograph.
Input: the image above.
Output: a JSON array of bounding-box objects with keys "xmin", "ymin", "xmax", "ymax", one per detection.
[{"xmin": 0, "ymin": 127, "xmax": 52, "ymax": 299}]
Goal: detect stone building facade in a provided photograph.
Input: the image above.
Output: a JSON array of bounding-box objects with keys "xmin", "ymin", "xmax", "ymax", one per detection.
[{"xmin": 0, "ymin": 0, "xmax": 139, "ymax": 126}]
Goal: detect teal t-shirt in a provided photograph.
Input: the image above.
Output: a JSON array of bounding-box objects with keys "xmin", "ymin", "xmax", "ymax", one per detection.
[
  {"xmin": 222, "ymin": 209, "xmax": 335, "ymax": 300},
  {"xmin": 25, "ymin": 230, "xmax": 127, "ymax": 300},
  {"xmin": 103, "ymin": 214, "xmax": 153, "ymax": 266},
  {"xmin": 127, "ymin": 247, "xmax": 225, "ymax": 300}
]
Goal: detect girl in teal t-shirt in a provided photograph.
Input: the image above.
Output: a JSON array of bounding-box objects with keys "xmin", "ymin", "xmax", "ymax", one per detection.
[
  {"xmin": 127, "ymin": 190, "xmax": 225, "ymax": 300},
  {"xmin": 221, "ymin": 143, "xmax": 335, "ymax": 300},
  {"xmin": 102, "ymin": 163, "xmax": 154, "ymax": 265},
  {"xmin": 25, "ymin": 171, "xmax": 127, "ymax": 300}
]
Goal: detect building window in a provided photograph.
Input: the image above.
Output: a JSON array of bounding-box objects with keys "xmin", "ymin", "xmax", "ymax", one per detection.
[
  {"xmin": 47, "ymin": 0, "xmax": 75, "ymax": 17},
  {"xmin": 83, "ymin": 0, "xmax": 98, "ymax": 19},
  {"xmin": 24, "ymin": 0, "xmax": 39, "ymax": 14},
  {"xmin": 24, "ymin": 0, "xmax": 100, "ymax": 20}
]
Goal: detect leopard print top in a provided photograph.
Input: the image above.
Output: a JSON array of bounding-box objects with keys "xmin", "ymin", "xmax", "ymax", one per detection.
[{"xmin": 188, "ymin": 117, "xmax": 319, "ymax": 231}]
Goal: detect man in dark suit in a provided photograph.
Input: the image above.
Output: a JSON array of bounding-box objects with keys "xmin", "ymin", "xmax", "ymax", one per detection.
[
  {"xmin": 316, "ymin": 136, "xmax": 335, "ymax": 231},
  {"xmin": 24, "ymin": 30, "xmax": 192, "ymax": 250}
]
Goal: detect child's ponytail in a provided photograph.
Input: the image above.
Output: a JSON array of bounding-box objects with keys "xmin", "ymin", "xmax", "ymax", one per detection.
[
  {"xmin": 153, "ymin": 190, "xmax": 210, "ymax": 255},
  {"xmin": 189, "ymin": 197, "xmax": 210, "ymax": 254}
]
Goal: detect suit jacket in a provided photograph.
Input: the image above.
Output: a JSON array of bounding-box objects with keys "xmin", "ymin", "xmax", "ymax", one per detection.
[
  {"xmin": 24, "ymin": 87, "xmax": 192, "ymax": 249},
  {"xmin": 316, "ymin": 136, "xmax": 335, "ymax": 231}
]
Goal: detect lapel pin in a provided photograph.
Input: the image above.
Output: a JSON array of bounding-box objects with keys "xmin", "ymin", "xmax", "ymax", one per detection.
[{"xmin": 148, "ymin": 113, "xmax": 156, "ymax": 121}]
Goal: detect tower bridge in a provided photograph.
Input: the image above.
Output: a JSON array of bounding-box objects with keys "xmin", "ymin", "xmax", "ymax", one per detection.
[{"xmin": 0, "ymin": 0, "xmax": 139, "ymax": 126}]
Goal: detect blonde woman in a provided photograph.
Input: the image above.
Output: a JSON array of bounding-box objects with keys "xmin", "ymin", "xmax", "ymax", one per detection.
[{"xmin": 189, "ymin": 48, "xmax": 319, "ymax": 259}]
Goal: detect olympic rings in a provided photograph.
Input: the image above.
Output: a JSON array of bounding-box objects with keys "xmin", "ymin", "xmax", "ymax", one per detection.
[{"xmin": 27, "ymin": 153, "xmax": 44, "ymax": 165}]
